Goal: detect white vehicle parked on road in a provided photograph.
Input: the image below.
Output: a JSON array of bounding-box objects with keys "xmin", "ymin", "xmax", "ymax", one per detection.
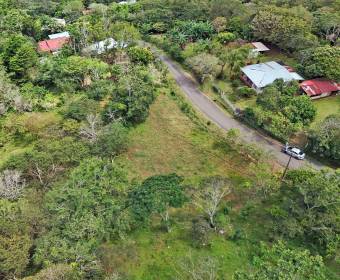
[{"xmin": 282, "ymin": 144, "xmax": 305, "ymax": 160}]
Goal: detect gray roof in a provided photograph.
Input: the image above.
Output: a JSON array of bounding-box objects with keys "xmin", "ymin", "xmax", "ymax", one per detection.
[
  {"xmin": 251, "ymin": 42, "xmax": 270, "ymax": 52},
  {"xmin": 118, "ymin": 0, "xmax": 136, "ymax": 4},
  {"xmin": 241, "ymin": 61, "xmax": 303, "ymax": 89},
  {"xmin": 48, "ymin": 31, "xmax": 70, "ymax": 40},
  {"xmin": 83, "ymin": 38, "xmax": 127, "ymax": 55}
]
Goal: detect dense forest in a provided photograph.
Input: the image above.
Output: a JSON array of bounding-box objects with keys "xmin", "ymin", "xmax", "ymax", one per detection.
[{"xmin": 0, "ymin": 0, "xmax": 339, "ymax": 279}]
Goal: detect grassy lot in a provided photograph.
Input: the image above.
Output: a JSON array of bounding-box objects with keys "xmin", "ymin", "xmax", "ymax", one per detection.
[
  {"xmin": 311, "ymin": 95, "xmax": 340, "ymax": 126},
  {"xmin": 110, "ymin": 92, "xmax": 266, "ymax": 279},
  {"xmin": 99, "ymin": 224, "xmax": 254, "ymax": 279},
  {"xmin": 118, "ymin": 92, "xmax": 249, "ymax": 183}
]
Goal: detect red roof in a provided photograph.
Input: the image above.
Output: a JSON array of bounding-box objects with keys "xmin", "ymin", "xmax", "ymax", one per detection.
[
  {"xmin": 38, "ymin": 37, "xmax": 70, "ymax": 53},
  {"xmin": 300, "ymin": 79, "xmax": 340, "ymax": 97}
]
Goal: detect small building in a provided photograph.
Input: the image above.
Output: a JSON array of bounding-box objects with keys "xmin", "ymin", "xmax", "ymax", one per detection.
[
  {"xmin": 300, "ymin": 79, "xmax": 340, "ymax": 99},
  {"xmin": 118, "ymin": 0, "xmax": 137, "ymax": 5},
  {"xmin": 82, "ymin": 38, "xmax": 126, "ymax": 55},
  {"xmin": 249, "ymin": 42, "xmax": 270, "ymax": 58},
  {"xmin": 48, "ymin": 31, "xmax": 70, "ymax": 40},
  {"xmin": 241, "ymin": 61, "xmax": 304, "ymax": 92},
  {"xmin": 251, "ymin": 42, "xmax": 270, "ymax": 52},
  {"xmin": 38, "ymin": 37, "xmax": 70, "ymax": 54}
]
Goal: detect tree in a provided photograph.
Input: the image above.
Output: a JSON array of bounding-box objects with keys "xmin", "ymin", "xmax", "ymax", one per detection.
[
  {"xmin": 176, "ymin": 255, "xmax": 218, "ymax": 280},
  {"xmin": 194, "ymin": 176, "xmax": 232, "ymax": 228},
  {"xmin": 169, "ymin": 21, "xmax": 214, "ymax": 45},
  {"xmin": 80, "ymin": 114, "xmax": 102, "ymax": 142},
  {"xmin": 186, "ymin": 53, "xmax": 221, "ymax": 83},
  {"xmin": 299, "ymin": 46, "xmax": 340, "ymax": 80},
  {"xmin": 3, "ymin": 137, "xmax": 89, "ymax": 187},
  {"xmin": 308, "ymin": 114, "xmax": 340, "ymax": 161},
  {"xmin": 212, "ymin": 16, "xmax": 227, "ymax": 33},
  {"xmin": 313, "ymin": 8, "xmax": 340, "ymax": 45},
  {"xmin": 63, "ymin": 96, "xmax": 99, "ymax": 121},
  {"xmin": 37, "ymin": 56, "xmax": 110, "ymax": 91},
  {"xmin": 252, "ymin": 6, "xmax": 317, "ymax": 52},
  {"xmin": 94, "ymin": 122, "xmax": 129, "ymax": 157},
  {"xmin": 270, "ymin": 169, "xmax": 340, "ymax": 257},
  {"xmin": 0, "ymin": 199, "xmax": 33, "ymax": 279},
  {"xmin": 110, "ymin": 22, "xmax": 140, "ymax": 48},
  {"xmin": 0, "ymin": 66, "xmax": 31, "ymax": 115},
  {"xmin": 127, "ymin": 46, "xmax": 154, "ymax": 64},
  {"xmin": 62, "ymin": 0, "xmax": 84, "ymax": 21},
  {"xmin": 210, "ymin": 0, "xmax": 247, "ymax": 19},
  {"xmin": 1, "ymin": 34, "xmax": 38, "ymax": 80},
  {"xmin": 128, "ymin": 174, "xmax": 187, "ymax": 232},
  {"xmin": 284, "ymin": 95, "xmax": 316, "ymax": 125},
  {"xmin": 0, "ymin": 8, "xmax": 33, "ymax": 34},
  {"xmin": 33, "ymin": 159, "xmax": 128, "ymax": 268},
  {"xmin": 102, "ymin": 66, "xmax": 156, "ymax": 124},
  {"xmin": 225, "ymin": 46, "xmax": 250, "ymax": 78},
  {"xmin": 234, "ymin": 241, "xmax": 326, "ymax": 280}
]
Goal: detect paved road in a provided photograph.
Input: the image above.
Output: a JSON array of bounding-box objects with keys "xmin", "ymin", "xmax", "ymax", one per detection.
[{"xmin": 158, "ymin": 54, "xmax": 324, "ymax": 170}]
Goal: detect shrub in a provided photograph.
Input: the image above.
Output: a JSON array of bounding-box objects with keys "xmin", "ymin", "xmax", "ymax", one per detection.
[
  {"xmin": 216, "ymin": 32, "xmax": 237, "ymax": 44},
  {"xmin": 63, "ymin": 97, "xmax": 99, "ymax": 121},
  {"xmin": 237, "ymin": 86, "xmax": 256, "ymax": 98},
  {"xmin": 94, "ymin": 123, "xmax": 129, "ymax": 157},
  {"xmin": 127, "ymin": 46, "xmax": 154, "ymax": 65},
  {"xmin": 186, "ymin": 53, "xmax": 221, "ymax": 83},
  {"xmin": 191, "ymin": 218, "xmax": 211, "ymax": 248}
]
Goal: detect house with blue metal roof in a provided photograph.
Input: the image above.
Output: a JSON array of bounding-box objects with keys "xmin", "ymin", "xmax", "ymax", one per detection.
[{"xmin": 241, "ymin": 61, "xmax": 304, "ymax": 92}]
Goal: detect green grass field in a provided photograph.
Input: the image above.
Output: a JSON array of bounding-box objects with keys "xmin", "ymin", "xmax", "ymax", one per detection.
[
  {"xmin": 118, "ymin": 93, "xmax": 249, "ymax": 183},
  {"xmin": 109, "ymin": 93, "xmax": 265, "ymax": 278},
  {"xmin": 311, "ymin": 95, "xmax": 340, "ymax": 126}
]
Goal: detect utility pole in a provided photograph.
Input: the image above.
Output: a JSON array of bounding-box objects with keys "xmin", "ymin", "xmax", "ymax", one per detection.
[{"xmin": 281, "ymin": 154, "xmax": 292, "ymax": 182}]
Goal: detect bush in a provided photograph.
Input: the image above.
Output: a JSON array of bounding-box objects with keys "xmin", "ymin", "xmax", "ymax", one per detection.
[
  {"xmin": 86, "ymin": 80, "xmax": 115, "ymax": 101},
  {"xmin": 127, "ymin": 46, "xmax": 154, "ymax": 65},
  {"xmin": 63, "ymin": 96, "xmax": 99, "ymax": 121},
  {"xmin": 216, "ymin": 32, "xmax": 237, "ymax": 44},
  {"xmin": 182, "ymin": 42, "xmax": 209, "ymax": 59},
  {"xmin": 186, "ymin": 53, "xmax": 221, "ymax": 83},
  {"xmin": 237, "ymin": 86, "xmax": 256, "ymax": 98},
  {"xmin": 191, "ymin": 218, "xmax": 211, "ymax": 248},
  {"xmin": 151, "ymin": 22, "xmax": 167, "ymax": 33},
  {"xmin": 94, "ymin": 123, "xmax": 129, "ymax": 157}
]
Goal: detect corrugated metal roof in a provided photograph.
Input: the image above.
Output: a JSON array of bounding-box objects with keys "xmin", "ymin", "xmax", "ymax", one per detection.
[
  {"xmin": 38, "ymin": 37, "xmax": 70, "ymax": 53},
  {"xmin": 300, "ymin": 79, "xmax": 340, "ymax": 96},
  {"xmin": 251, "ymin": 42, "xmax": 270, "ymax": 52},
  {"xmin": 83, "ymin": 38, "xmax": 127, "ymax": 54},
  {"xmin": 241, "ymin": 61, "xmax": 302, "ymax": 89},
  {"xmin": 48, "ymin": 32, "xmax": 70, "ymax": 40}
]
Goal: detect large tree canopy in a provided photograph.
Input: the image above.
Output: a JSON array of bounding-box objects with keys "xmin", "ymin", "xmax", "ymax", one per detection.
[
  {"xmin": 299, "ymin": 46, "xmax": 340, "ymax": 80},
  {"xmin": 252, "ymin": 5, "xmax": 318, "ymax": 52},
  {"xmin": 271, "ymin": 169, "xmax": 340, "ymax": 257},
  {"xmin": 234, "ymin": 241, "xmax": 327, "ymax": 280}
]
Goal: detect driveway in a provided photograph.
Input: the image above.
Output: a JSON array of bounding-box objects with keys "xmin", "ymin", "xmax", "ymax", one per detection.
[{"xmin": 158, "ymin": 54, "xmax": 324, "ymax": 170}]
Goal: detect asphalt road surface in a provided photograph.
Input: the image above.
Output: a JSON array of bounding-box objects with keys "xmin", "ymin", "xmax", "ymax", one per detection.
[{"xmin": 158, "ymin": 53, "xmax": 324, "ymax": 170}]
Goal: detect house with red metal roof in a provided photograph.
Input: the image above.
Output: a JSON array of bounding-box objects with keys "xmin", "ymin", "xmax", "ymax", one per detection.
[
  {"xmin": 37, "ymin": 36, "xmax": 70, "ymax": 55},
  {"xmin": 300, "ymin": 79, "xmax": 340, "ymax": 99}
]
